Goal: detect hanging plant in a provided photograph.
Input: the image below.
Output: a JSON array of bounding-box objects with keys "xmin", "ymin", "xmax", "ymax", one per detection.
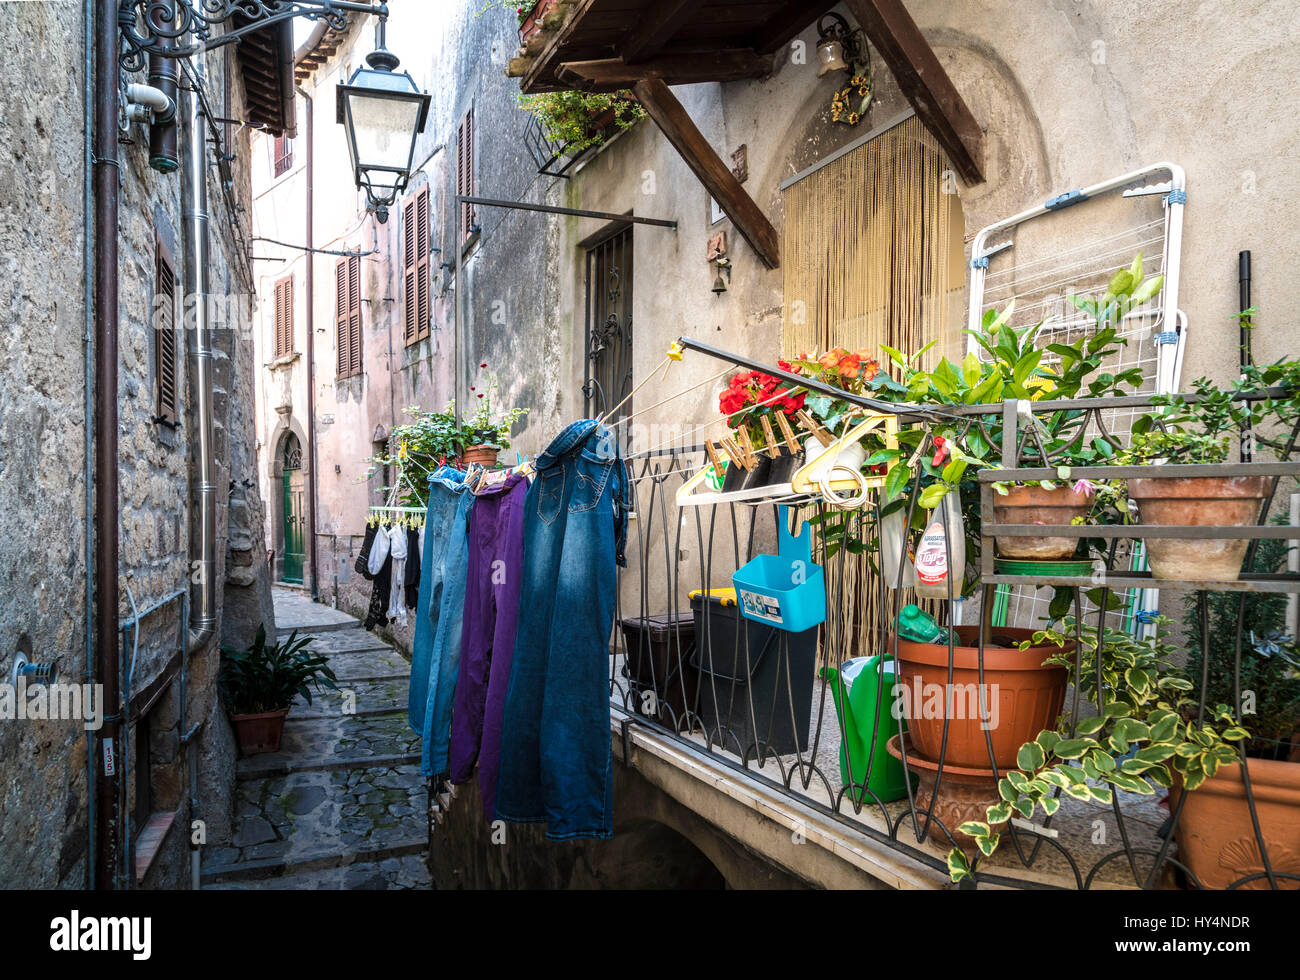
[{"xmin": 517, "ymin": 90, "xmax": 646, "ymax": 155}]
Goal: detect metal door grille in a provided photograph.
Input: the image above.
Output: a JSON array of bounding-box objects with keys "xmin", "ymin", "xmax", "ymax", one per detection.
[{"xmin": 583, "ymin": 226, "xmax": 633, "ymax": 432}]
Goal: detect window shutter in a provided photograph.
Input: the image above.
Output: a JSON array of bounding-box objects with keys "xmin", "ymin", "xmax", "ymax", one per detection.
[
  {"xmin": 274, "ymin": 134, "xmax": 293, "ymax": 177},
  {"xmin": 155, "ymin": 252, "xmax": 178, "ymax": 424},
  {"xmin": 401, "ymin": 187, "xmax": 430, "ymax": 346},
  {"xmin": 348, "ymin": 254, "xmax": 362, "ymax": 376},
  {"xmin": 458, "ymin": 110, "xmax": 474, "ymax": 243},
  {"xmin": 274, "ymin": 275, "xmax": 294, "ymax": 358},
  {"xmin": 335, "ymin": 259, "xmax": 348, "ymax": 377}
]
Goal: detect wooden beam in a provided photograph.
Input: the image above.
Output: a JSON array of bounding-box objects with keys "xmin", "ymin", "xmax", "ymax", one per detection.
[
  {"xmin": 631, "ymin": 77, "xmax": 780, "ymax": 269},
  {"xmin": 842, "ymin": 0, "xmax": 984, "ymax": 183},
  {"xmin": 559, "ymin": 49, "xmax": 773, "ymax": 91},
  {"xmin": 621, "ymin": 0, "xmax": 697, "ymax": 64},
  {"xmin": 751, "ymin": 0, "xmax": 839, "ymax": 54}
]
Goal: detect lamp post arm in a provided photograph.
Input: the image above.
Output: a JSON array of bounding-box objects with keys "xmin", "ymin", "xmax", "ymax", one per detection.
[{"xmin": 118, "ymin": 1, "xmax": 389, "ymax": 71}]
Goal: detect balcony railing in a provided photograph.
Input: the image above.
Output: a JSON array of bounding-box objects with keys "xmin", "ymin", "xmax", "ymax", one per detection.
[{"xmin": 608, "ymin": 389, "xmax": 1300, "ymax": 890}]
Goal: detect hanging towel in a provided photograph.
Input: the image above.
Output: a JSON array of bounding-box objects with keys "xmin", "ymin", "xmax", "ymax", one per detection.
[
  {"xmin": 387, "ymin": 525, "xmax": 409, "ymax": 627},
  {"xmin": 367, "ymin": 522, "xmax": 392, "ymax": 576}
]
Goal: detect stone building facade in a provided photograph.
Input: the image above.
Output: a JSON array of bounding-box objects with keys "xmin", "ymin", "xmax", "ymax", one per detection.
[
  {"xmin": 0, "ymin": 3, "xmax": 278, "ymax": 888},
  {"xmin": 255, "ymin": 0, "xmax": 1299, "ymax": 657}
]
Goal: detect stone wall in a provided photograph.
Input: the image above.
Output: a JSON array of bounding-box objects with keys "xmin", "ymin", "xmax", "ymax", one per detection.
[{"xmin": 0, "ymin": 4, "xmax": 275, "ymax": 888}]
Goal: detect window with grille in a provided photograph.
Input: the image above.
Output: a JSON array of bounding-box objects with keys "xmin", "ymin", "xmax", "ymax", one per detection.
[
  {"xmin": 273, "ymin": 133, "xmax": 293, "ymax": 177},
  {"xmin": 273, "ymin": 275, "xmax": 294, "ymax": 359},
  {"xmin": 457, "ymin": 108, "xmax": 474, "ymax": 244},
  {"xmin": 401, "ymin": 185, "xmax": 431, "ymax": 346},
  {"xmin": 154, "ymin": 248, "xmax": 179, "ymax": 425},
  {"xmin": 336, "ymin": 253, "xmax": 363, "ymax": 378}
]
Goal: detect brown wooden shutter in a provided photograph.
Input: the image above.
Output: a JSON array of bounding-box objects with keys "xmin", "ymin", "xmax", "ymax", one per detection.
[
  {"xmin": 155, "ymin": 251, "xmax": 178, "ymax": 424},
  {"xmin": 401, "ymin": 186, "xmax": 430, "ymax": 346},
  {"xmin": 458, "ymin": 109, "xmax": 474, "ymax": 243},
  {"xmin": 274, "ymin": 275, "xmax": 294, "ymax": 358},
  {"xmin": 336, "ymin": 255, "xmax": 363, "ymax": 377}
]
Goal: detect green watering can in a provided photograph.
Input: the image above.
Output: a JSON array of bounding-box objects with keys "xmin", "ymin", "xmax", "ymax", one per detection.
[{"xmin": 821, "ymin": 655, "xmax": 914, "ymax": 804}]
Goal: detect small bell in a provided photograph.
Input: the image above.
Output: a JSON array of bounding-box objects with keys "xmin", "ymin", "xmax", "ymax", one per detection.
[{"xmin": 711, "ymin": 271, "xmax": 727, "ymax": 294}]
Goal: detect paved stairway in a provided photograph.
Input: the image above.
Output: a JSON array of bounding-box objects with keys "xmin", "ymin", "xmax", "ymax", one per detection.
[{"xmin": 202, "ymin": 588, "xmax": 431, "ymax": 889}]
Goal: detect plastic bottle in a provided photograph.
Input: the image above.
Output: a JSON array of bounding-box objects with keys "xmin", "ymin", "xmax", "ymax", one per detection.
[
  {"xmin": 897, "ymin": 603, "xmax": 954, "ymax": 645},
  {"xmin": 912, "ymin": 491, "xmax": 965, "ymax": 600},
  {"xmin": 880, "ymin": 507, "xmax": 917, "ymax": 589}
]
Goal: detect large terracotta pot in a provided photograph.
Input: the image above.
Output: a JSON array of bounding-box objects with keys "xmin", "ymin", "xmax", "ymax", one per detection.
[
  {"xmin": 459, "ymin": 444, "xmax": 499, "ymax": 469},
  {"xmin": 1128, "ymin": 475, "xmax": 1270, "ymax": 581},
  {"xmin": 1171, "ymin": 755, "xmax": 1300, "ymax": 890},
  {"xmin": 230, "ymin": 708, "xmax": 289, "ymax": 756},
  {"xmin": 887, "ymin": 734, "xmax": 1000, "ymax": 848},
  {"xmin": 894, "ymin": 625, "xmax": 1070, "ymax": 770},
  {"xmin": 993, "ymin": 483, "xmax": 1092, "ymax": 559}
]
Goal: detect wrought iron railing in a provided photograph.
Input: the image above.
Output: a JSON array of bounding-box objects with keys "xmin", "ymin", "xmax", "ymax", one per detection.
[{"xmin": 608, "ymin": 387, "xmax": 1300, "ymax": 890}]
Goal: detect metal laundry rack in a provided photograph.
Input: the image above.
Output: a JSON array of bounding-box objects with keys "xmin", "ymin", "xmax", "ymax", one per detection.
[{"xmin": 966, "ymin": 162, "xmax": 1189, "ymax": 635}]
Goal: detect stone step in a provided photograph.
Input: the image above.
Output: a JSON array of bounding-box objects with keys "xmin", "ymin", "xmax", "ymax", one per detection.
[
  {"xmin": 328, "ymin": 647, "xmax": 412, "ymax": 681},
  {"xmin": 272, "ymin": 589, "xmax": 361, "ymax": 634},
  {"xmin": 203, "ymin": 853, "xmax": 431, "ymax": 889},
  {"xmin": 289, "ymin": 677, "xmax": 410, "ymax": 722},
  {"xmin": 204, "ymin": 763, "xmax": 428, "ymax": 884},
  {"xmin": 291, "ymin": 628, "xmax": 402, "ymax": 656},
  {"xmin": 237, "ymin": 713, "xmax": 421, "ymax": 780}
]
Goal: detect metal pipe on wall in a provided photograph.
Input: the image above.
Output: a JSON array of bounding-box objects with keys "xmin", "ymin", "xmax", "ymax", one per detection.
[
  {"xmin": 183, "ymin": 41, "xmax": 217, "ymax": 653},
  {"xmin": 298, "ymin": 84, "xmax": 320, "ymax": 600},
  {"xmin": 92, "ymin": 0, "xmax": 121, "ymax": 891},
  {"xmin": 82, "ymin": 0, "xmax": 98, "ymax": 888}
]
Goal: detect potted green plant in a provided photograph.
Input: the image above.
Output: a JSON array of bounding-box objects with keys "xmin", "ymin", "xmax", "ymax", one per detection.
[
  {"xmin": 219, "ymin": 625, "xmax": 338, "ymax": 756},
  {"xmin": 1120, "ymin": 359, "xmax": 1300, "ymax": 581},
  {"xmin": 375, "ymin": 402, "xmax": 468, "ymax": 507},
  {"xmin": 517, "ymin": 90, "xmax": 645, "ymax": 156},
  {"xmin": 461, "ymin": 369, "xmax": 527, "ymax": 468},
  {"xmin": 1171, "ymin": 532, "xmax": 1300, "ymax": 888},
  {"xmin": 946, "ymin": 609, "xmax": 1252, "ymax": 884}
]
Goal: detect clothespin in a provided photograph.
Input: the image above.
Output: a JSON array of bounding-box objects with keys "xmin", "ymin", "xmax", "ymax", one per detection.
[
  {"xmin": 661, "ymin": 341, "xmax": 684, "ymax": 381},
  {"xmin": 736, "ymin": 427, "xmax": 758, "ymax": 468},
  {"xmin": 759, "ymin": 415, "xmax": 779, "ymax": 458},
  {"xmin": 704, "ymin": 440, "xmax": 723, "ymax": 473},
  {"xmin": 720, "ymin": 436, "xmax": 748, "ymax": 471},
  {"xmin": 795, "ymin": 410, "xmax": 832, "ymax": 447},
  {"xmin": 775, "ymin": 410, "xmax": 799, "ymax": 455}
]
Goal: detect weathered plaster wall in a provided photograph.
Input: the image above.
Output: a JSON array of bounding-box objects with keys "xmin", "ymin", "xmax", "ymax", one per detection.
[{"xmin": 0, "ymin": 5, "xmax": 274, "ymax": 887}]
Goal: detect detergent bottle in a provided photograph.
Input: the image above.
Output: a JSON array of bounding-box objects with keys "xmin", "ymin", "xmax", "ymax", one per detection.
[
  {"xmin": 897, "ymin": 603, "xmax": 954, "ymax": 646},
  {"xmin": 912, "ymin": 491, "xmax": 965, "ymax": 600}
]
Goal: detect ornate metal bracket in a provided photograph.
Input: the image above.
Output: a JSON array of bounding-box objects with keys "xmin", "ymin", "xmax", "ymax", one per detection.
[{"xmin": 118, "ymin": 1, "xmax": 388, "ymax": 72}]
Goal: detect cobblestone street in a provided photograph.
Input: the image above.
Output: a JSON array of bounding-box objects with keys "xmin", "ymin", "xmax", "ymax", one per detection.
[{"xmin": 202, "ymin": 589, "xmax": 430, "ymax": 889}]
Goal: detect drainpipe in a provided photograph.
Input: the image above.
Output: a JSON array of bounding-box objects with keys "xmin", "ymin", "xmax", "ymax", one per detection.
[
  {"xmin": 82, "ymin": 0, "xmax": 97, "ymax": 888},
  {"xmin": 92, "ymin": 0, "xmax": 121, "ymax": 891},
  {"xmin": 183, "ymin": 43, "xmax": 217, "ymax": 653},
  {"xmin": 298, "ymin": 83, "xmax": 320, "ymax": 600}
]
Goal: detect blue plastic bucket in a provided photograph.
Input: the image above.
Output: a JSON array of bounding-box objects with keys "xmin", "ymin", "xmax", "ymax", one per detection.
[{"xmin": 732, "ymin": 506, "xmax": 826, "ymax": 633}]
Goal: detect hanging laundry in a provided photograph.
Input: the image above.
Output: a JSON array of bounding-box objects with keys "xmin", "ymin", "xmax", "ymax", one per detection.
[
  {"xmin": 386, "ymin": 524, "xmax": 409, "ymax": 627},
  {"xmin": 367, "ymin": 520, "xmax": 392, "ymax": 576},
  {"xmin": 355, "ymin": 523, "xmax": 379, "ymax": 580},
  {"xmin": 404, "ymin": 527, "xmax": 421, "ymax": 609},
  {"xmin": 495, "ymin": 419, "xmax": 629, "ymax": 840},
  {"xmin": 363, "ymin": 545, "xmax": 393, "ymax": 632},
  {"xmin": 408, "ymin": 465, "xmax": 476, "ymax": 778},
  {"xmin": 448, "ymin": 472, "xmax": 528, "ymax": 820}
]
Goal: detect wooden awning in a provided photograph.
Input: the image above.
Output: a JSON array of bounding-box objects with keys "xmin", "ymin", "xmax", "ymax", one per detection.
[
  {"xmin": 231, "ymin": 15, "xmax": 297, "ymax": 138},
  {"xmin": 512, "ymin": 0, "xmax": 984, "ymax": 270}
]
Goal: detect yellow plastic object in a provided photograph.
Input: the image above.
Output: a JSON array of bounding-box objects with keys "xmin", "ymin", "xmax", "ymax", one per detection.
[
  {"xmin": 790, "ymin": 411, "xmax": 898, "ymax": 495},
  {"xmin": 688, "ymin": 587, "xmax": 737, "ymax": 606}
]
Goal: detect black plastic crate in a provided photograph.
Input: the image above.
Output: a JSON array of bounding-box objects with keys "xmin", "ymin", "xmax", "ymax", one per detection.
[
  {"xmin": 689, "ymin": 592, "xmax": 816, "ymax": 756},
  {"xmin": 618, "ymin": 612, "xmax": 697, "ymax": 723}
]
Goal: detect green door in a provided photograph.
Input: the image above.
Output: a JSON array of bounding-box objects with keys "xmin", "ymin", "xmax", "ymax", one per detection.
[{"xmin": 281, "ymin": 433, "xmax": 306, "ymax": 584}]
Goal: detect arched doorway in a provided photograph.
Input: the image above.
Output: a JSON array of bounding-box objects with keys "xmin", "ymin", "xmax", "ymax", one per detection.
[{"xmin": 280, "ymin": 432, "xmax": 306, "ymax": 584}]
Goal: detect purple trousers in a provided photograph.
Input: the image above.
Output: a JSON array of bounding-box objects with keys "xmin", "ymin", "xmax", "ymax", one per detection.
[{"xmin": 448, "ymin": 472, "xmax": 528, "ymax": 819}]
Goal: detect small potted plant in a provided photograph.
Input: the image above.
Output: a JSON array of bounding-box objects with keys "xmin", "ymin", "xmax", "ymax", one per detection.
[
  {"xmin": 219, "ymin": 625, "xmax": 338, "ymax": 755},
  {"xmin": 517, "ymin": 90, "xmax": 645, "ymax": 157},
  {"xmin": 946, "ymin": 609, "xmax": 1253, "ymax": 884},
  {"xmin": 461, "ymin": 368, "xmax": 527, "ymax": 469},
  {"xmin": 1120, "ymin": 359, "xmax": 1300, "ymax": 581}
]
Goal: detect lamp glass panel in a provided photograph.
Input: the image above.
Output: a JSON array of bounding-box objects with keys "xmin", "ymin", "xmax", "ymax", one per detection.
[{"xmin": 345, "ymin": 90, "xmax": 421, "ymax": 171}]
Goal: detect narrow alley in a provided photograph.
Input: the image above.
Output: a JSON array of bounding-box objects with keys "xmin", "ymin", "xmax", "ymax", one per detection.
[{"xmin": 202, "ymin": 590, "xmax": 429, "ymax": 889}]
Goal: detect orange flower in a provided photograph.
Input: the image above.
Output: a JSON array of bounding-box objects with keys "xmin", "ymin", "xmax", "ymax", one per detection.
[{"xmin": 837, "ymin": 352, "xmax": 862, "ymax": 378}]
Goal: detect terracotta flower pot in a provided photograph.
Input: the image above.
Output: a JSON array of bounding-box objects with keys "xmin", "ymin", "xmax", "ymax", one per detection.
[
  {"xmin": 894, "ymin": 625, "xmax": 1070, "ymax": 770},
  {"xmin": 229, "ymin": 708, "xmax": 289, "ymax": 756},
  {"xmin": 459, "ymin": 444, "xmax": 499, "ymax": 469},
  {"xmin": 1128, "ymin": 475, "xmax": 1270, "ymax": 581},
  {"xmin": 1171, "ymin": 756, "xmax": 1300, "ymax": 890},
  {"xmin": 887, "ymin": 733, "xmax": 1000, "ymax": 848},
  {"xmin": 993, "ymin": 483, "xmax": 1092, "ymax": 559}
]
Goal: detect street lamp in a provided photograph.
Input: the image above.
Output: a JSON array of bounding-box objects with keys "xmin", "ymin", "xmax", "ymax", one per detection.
[{"xmin": 336, "ymin": 23, "xmax": 431, "ymax": 223}]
